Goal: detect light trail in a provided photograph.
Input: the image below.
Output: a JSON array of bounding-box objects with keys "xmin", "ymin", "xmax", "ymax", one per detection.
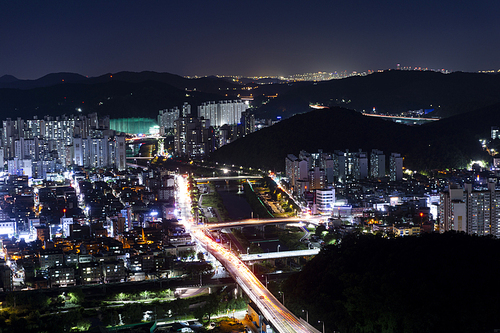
[{"xmin": 191, "ymin": 228, "xmax": 320, "ymax": 333}]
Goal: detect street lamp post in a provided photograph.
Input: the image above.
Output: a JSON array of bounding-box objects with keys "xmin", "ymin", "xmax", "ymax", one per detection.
[
  {"xmin": 302, "ymin": 309, "xmax": 309, "ymax": 323},
  {"xmin": 277, "ymin": 244, "xmax": 280, "ymax": 252},
  {"xmin": 247, "ymin": 247, "xmax": 250, "ymax": 255},
  {"xmin": 318, "ymin": 320, "xmax": 325, "ymax": 333}
]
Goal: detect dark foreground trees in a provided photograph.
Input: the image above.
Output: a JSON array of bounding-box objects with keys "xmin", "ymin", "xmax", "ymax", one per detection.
[{"xmin": 283, "ymin": 232, "xmax": 500, "ymax": 333}]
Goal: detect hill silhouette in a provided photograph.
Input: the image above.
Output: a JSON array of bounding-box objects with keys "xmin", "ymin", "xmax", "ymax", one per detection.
[
  {"xmin": 0, "ymin": 76, "xmax": 239, "ymax": 120},
  {"xmin": 283, "ymin": 233, "xmax": 500, "ymax": 333},
  {"xmin": 0, "ymin": 73, "xmax": 88, "ymax": 89},
  {"xmin": 253, "ymin": 70, "xmax": 500, "ymax": 119},
  {"xmin": 211, "ymin": 105, "xmax": 495, "ymax": 171}
]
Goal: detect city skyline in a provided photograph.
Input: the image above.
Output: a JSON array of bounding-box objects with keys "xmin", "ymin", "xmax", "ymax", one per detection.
[{"xmin": 1, "ymin": 1, "xmax": 499, "ymax": 79}]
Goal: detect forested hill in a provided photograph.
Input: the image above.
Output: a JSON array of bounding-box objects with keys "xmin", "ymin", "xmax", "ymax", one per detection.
[
  {"xmin": 211, "ymin": 105, "xmax": 496, "ymax": 171},
  {"xmin": 0, "ymin": 71, "xmax": 241, "ymax": 120},
  {"xmin": 283, "ymin": 233, "xmax": 500, "ymax": 333}
]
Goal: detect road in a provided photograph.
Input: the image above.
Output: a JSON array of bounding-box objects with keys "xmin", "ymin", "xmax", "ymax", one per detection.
[
  {"xmin": 191, "ymin": 228, "xmax": 320, "ymax": 333},
  {"xmin": 204, "ymin": 218, "xmax": 321, "ymax": 230},
  {"xmin": 240, "ymin": 249, "xmax": 320, "ymax": 261}
]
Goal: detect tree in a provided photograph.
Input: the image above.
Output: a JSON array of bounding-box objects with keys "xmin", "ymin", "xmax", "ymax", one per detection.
[
  {"xmin": 68, "ymin": 289, "xmax": 85, "ymax": 305},
  {"xmin": 194, "ymin": 294, "xmax": 220, "ymax": 324},
  {"xmin": 141, "ymin": 290, "xmax": 151, "ymax": 300},
  {"xmin": 101, "ymin": 308, "xmax": 120, "ymax": 327},
  {"xmin": 122, "ymin": 303, "xmax": 144, "ymax": 325},
  {"xmin": 315, "ymin": 225, "xmax": 326, "ymax": 237}
]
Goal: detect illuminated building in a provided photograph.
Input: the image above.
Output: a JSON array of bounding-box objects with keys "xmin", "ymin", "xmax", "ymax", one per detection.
[
  {"xmin": 285, "ymin": 154, "xmax": 308, "ymax": 193},
  {"xmin": 198, "ymin": 100, "xmax": 249, "ymax": 127},
  {"xmin": 158, "ymin": 107, "xmax": 180, "ymax": 135},
  {"xmin": 439, "ymin": 184, "xmax": 467, "ymax": 233},
  {"xmin": 492, "ymin": 126, "xmax": 499, "ymax": 140},
  {"xmin": 439, "ymin": 182, "xmax": 500, "ymax": 237},
  {"xmin": 309, "ymin": 167, "xmax": 326, "ymax": 190},
  {"xmin": 316, "ymin": 188, "xmax": 335, "ymax": 212},
  {"xmin": 173, "ymin": 116, "xmax": 214, "ymax": 158},
  {"xmin": 241, "ymin": 110, "xmax": 255, "ymax": 135},
  {"xmin": 39, "ymin": 248, "xmax": 64, "ymax": 270},
  {"xmin": 370, "ymin": 149, "xmax": 385, "ymax": 178},
  {"xmin": 352, "ymin": 150, "xmax": 368, "ymax": 180},
  {"xmin": 79, "ymin": 262, "xmax": 102, "ymax": 284},
  {"xmin": 49, "ymin": 266, "xmax": 76, "ymax": 287},
  {"xmin": 109, "ymin": 118, "xmax": 156, "ymax": 135},
  {"xmin": 393, "ymin": 225, "xmax": 421, "ymax": 236},
  {"xmin": 73, "ymin": 133, "xmax": 126, "ymax": 171},
  {"xmin": 333, "ymin": 150, "xmax": 347, "ymax": 182},
  {"xmin": 390, "ymin": 153, "xmax": 403, "ymax": 181}
]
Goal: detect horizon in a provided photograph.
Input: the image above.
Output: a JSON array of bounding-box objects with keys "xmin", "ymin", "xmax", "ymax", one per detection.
[
  {"xmin": 0, "ymin": 66, "xmax": 488, "ymax": 82},
  {"xmin": 1, "ymin": 1, "xmax": 499, "ymax": 79}
]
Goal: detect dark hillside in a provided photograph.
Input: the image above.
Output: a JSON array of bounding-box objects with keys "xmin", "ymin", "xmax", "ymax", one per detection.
[
  {"xmin": 211, "ymin": 107, "xmax": 416, "ymax": 171},
  {"xmin": 0, "ymin": 80, "xmax": 230, "ymax": 120},
  {"xmin": 283, "ymin": 233, "xmax": 500, "ymax": 333},
  {"xmin": 211, "ymin": 104, "xmax": 500, "ymax": 171}
]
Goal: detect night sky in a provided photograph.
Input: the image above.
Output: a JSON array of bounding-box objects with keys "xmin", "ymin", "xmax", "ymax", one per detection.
[{"xmin": 1, "ymin": 1, "xmax": 499, "ymax": 79}]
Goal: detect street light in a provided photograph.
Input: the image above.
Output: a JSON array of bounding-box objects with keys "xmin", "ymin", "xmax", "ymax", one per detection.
[
  {"xmin": 302, "ymin": 309, "xmax": 309, "ymax": 323},
  {"xmin": 277, "ymin": 244, "xmax": 280, "ymax": 252},
  {"xmin": 278, "ymin": 291, "xmax": 284, "ymax": 305},
  {"xmin": 318, "ymin": 320, "xmax": 325, "ymax": 333},
  {"xmin": 247, "ymin": 247, "xmax": 250, "ymax": 255}
]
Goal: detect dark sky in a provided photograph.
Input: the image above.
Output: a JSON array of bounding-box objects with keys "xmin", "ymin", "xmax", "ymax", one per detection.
[{"xmin": 1, "ymin": 1, "xmax": 499, "ymax": 79}]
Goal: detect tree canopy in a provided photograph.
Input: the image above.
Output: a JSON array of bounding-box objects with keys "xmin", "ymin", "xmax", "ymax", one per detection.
[{"xmin": 283, "ymin": 232, "xmax": 500, "ymax": 333}]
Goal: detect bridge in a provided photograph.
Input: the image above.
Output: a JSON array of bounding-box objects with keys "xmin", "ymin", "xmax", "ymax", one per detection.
[
  {"xmin": 195, "ymin": 175, "xmax": 263, "ymax": 181},
  {"xmin": 240, "ymin": 249, "xmax": 320, "ymax": 262},
  {"xmin": 192, "ymin": 228, "xmax": 320, "ymax": 333},
  {"xmin": 203, "ymin": 218, "xmax": 321, "ymax": 230},
  {"xmin": 362, "ymin": 113, "xmax": 440, "ymax": 125}
]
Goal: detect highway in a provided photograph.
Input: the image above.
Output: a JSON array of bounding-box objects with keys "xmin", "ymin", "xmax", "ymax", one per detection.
[
  {"xmin": 192, "ymin": 228, "xmax": 320, "ymax": 333},
  {"xmin": 177, "ymin": 173, "xmax": 321, "ymax": 333}
]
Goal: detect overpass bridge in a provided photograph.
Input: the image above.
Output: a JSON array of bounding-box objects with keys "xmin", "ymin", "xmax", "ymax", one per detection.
[
  {"xmin": 204, "ymin": 218, "xmax": 321, "ymax": 230},
  {"xmin": 195, "ymin": 175, "xmax": 263, "ymax": 181},
  {"xmin": 192, "ymin": 228, "xmax": 320, "ymax": 333},
  {"xmin": 240, "ymin": 249, "xmax": 320, "ymax": 262}
]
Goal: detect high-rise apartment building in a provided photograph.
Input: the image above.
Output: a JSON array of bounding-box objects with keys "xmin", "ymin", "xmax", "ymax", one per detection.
[
  {"xmin": 439, "ymin": 182, "xmax": 500, "ymax": 237},
  {"xmin": 158, "ymin": 107, "xmax": 180, "ymax": 135},
  {"xmin": 173, "ymin": 117, "xmax": 214, "ymax": 158},
  {"xmin": 198, "ymin": 100, "xmax": 249, "ymax": 127},
  {"xmin": 352, "ymin": 150, "xmax": 368, "ymax": 180},
  {"xmin": 390, "ymin": 153, "xmax": 403, "ymax": 181},
  {"xmin": 370, "ymin": 149, "xmax": 385, "ymax": 178}
]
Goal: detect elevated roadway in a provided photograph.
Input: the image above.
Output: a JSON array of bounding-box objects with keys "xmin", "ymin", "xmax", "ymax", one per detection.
[
  {"xmin": 362, "ymin": 113, "xmax": 440, "ymax": 125},
  {"xmin": 195, "ymin": 175, "xmax": 262, "ymax": 181},
  {"xmin": 240, "ymin": 249, "xmax": 320, "ymax": 262},
  {"xmin": 204, "ymin": 218, "xmax": 321, "ymax": 230},
  {"xmin": 192, "ymin": 228, "xmax": 320, "ymax": 333}
]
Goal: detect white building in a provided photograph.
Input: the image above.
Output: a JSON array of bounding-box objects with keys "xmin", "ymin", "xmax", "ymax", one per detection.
[
  {"xmin": 198, "ymin": 100, "xmax": 249, "ymax": 127},
  {"xmin": 316, "ymin": 188, "xmax": 336, "ymax": 213},
  {"xmin": 73, "ymin": 134, "xmax": 126, "ymax": 171},
  {"xmin": 158, "ymin": 107, "xmax": 180, "ymax": 135}
]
